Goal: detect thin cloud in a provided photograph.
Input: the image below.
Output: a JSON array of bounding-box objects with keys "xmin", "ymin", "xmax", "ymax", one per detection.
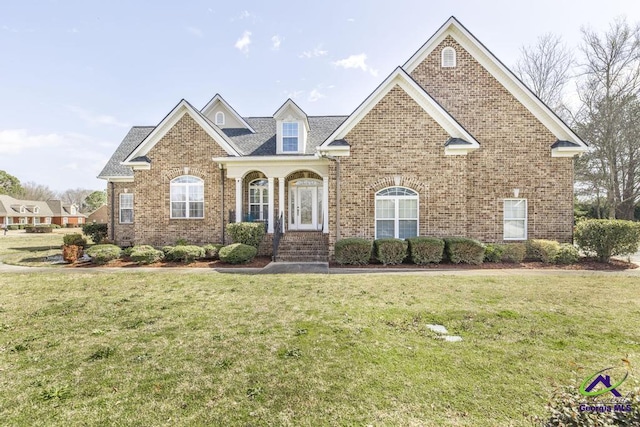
[
  {"xmin": 347, "ymin": 18, "xmax": 356, "ymax": 22},
  {"xmin": 333, "ymin": 53, "xmax": 378, "ymax": 76},
  {"xmin": 299, "ymin": 45, "xmax": 328, "ymax": 59},
  {"xmin": 239, "ymin": 10, "xmax": 250, "ymax": 19},
  {"xmin": 186, "ymin": 26, "xmax": 204, "ymax": 38},
  {"xmin": 271, "ymin": 35, "xmax": 283, "ymax": 50},
  {"xmin": 234, "ymin": 31, "xmax": 252, "ymax": 54},
  {"xmin": 308, "ymin": 89, "xmax": 325, "ymax": 102},
  {"xmin": 68, "ymin": 106, "xmax": 129, "ymax": 128},
  {"xmin": 0, "ymin": 129, "xmax": 66, "ymax": 154},
  {"xmin": 285, "ymin": 90, "xmax": 304, "ymax": 99}
]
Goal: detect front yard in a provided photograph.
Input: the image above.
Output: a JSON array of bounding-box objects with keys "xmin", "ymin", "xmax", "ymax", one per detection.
[{"xmin": 1, "ymin": 269, "xmax": 638, "ymax": 426}]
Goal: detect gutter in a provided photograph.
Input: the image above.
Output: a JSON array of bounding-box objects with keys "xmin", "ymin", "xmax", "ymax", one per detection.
[{"xmin": 110, "ymin": 181, "xmax": 115, "ymax": 242}]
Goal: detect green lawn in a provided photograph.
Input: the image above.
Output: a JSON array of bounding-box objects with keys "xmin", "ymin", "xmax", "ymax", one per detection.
[
  {"xmin": 1, "ymin": 270, "xmax": 638, "ymax": 426},
  {"xmin": 0, "ymin": 229, "xmax": 85, "ymax": 266}
]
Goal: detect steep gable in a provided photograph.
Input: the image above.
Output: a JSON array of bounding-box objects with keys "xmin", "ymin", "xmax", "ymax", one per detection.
[
  {"xmin": 404, "ymin": 17, "xmax": 586, "ymax": 156},
  {"xmin": 201, "ymin": 94, "xmax": 255, "ymax": 131}
]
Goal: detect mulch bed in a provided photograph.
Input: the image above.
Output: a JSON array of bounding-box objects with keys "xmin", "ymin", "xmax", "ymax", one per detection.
[
  {"xmin": 68, "ymin": 256, "xmax": 273, "ymax": 269},
  {"xmin": 330, "ymin": 257, "xmax": 637, "ymax": 271}
]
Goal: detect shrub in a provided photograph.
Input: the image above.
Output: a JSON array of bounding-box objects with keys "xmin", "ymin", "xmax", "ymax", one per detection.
[
  {"xmin": 218, "ymin": 243, "xmax": 257, "ymax": 264},
  {"xmin": 407, "ymin": 237, "xmax": 444, "ymax": 264},
  {"xmin": 25, "ymin": 226, "xmax": 54, "ymax": 233},
  {"xmin": 501, "ymin": 243, "xmax": 527, "ymax": 263},
  {"xmin": 62, "ymin": 245, "xmax": 81, "ymax": 263},
  {"xmin": 374, "ymin": 238, "xmax": 408, "ymax": 265},
  {"xmin": 175, "ymin": 238, "xmax": 189, "ymax": 246},
  {"xmin": 537, "ymin": 382, "xmax": 640, "ymax": 426},
  {"xmin": 526, "ymin": 239, "xmax": 561, "ymax": 263},
  {"xmin": 334, "ymin": 238, "xmax": 372, "ymax": 265},
  {"xmin": 121, "ymin": 246, "xmax": 134, "ymax": 258},
  {"xmin": 553, "ymin": 243, "xmax": 580, "ymax": 265},
  {"xmin": 483, "ymin": 243, "xmax": 505, "ymax": 263},
  {"xmin": 226, "ymin": 222, "xmax": 266, "ymax": 249},
  {"xmin": 63, "ymin": 233, "xmax": 87, "ymax": 248},
  {"xmin": 574, "ymin": 219, "xmax": 640, "ymax": 263},
  {"xmin": 166, "ymin": 245, "xmax": 205, "ymax": 263},
  {"xmin": 7, "ymin": 225, "xmax": 20, "ymax": 230},
  {"xmin": 202, "ymin": 244, "xmax": 224, "ymax": 260},
  {"xmin": 129, "ymin": 245, "xmax": 164, "ymax": 265},
  {"xmin": 444, "ymin": 237, "xmax": 485, "ymax": 265},
  {"xmin": 82, "ymin": 223, "xmax": 108, "ymax": 244},
  {"xmin": 161, "ymin": 246, "xmax": 176, "ymax": 261},
  {"xmin": 86, "ymin": 244, "xmax": 122, "ymax": 265}
]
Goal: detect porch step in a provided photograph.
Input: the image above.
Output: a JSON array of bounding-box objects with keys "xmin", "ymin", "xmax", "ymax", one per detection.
[{"xmin": 275, "ymin": 231, "xmax": 328, "ymax": 262}]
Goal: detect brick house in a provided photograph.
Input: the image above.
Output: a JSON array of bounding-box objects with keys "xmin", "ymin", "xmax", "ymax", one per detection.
[
  {"xmin": 0, "ymin": 195, "xmax": 86, "ymax": 227},
  {"xmin": 98, "ymin": 17, "xmax": 586, "ymax": 260}
]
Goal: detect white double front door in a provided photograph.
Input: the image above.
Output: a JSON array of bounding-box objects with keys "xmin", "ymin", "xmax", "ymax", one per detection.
[{"xmin": 289, "ymin": 180, "xmax": 322, "ymax": 231}]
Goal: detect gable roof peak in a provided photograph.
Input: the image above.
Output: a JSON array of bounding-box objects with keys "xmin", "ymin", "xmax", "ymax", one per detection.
[
  {"xmin": 201, "ymin": 93, "xmax": 255, "ymax": 133},
  {"xmin": 273, "ymin": 98, "xmax": 309, "ymax": 130}
]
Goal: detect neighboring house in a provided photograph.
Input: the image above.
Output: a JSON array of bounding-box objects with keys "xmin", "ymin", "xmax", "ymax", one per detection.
[
  {"xmin": 0, "ymin": 195, "xmax": 87, "ymax": 227},
  {"xmin": 87, "ymin": 205, "xmax": 108, "ymax": 224},
  {"xmin": 98, "ymin": 17, "xmax": 587, "ymax": 260}
]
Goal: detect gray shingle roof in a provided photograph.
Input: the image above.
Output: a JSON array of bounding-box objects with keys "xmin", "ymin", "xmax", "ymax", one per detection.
[
  {"xmin": 98, "ymin": 126, "xmax": 154, "ymax": 178},
  {"xmin": 223, "ymin": 116, "xmax": 348, "ymax": 156},
  {"xmin": 99, "ymin": 116, "xmax": 348, "ymax": 179}
]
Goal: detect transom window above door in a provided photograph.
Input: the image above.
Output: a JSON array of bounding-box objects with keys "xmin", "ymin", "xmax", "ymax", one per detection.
[{"xmin": 375, "ymin": 186, "xmax": 418, "ymax": 239}]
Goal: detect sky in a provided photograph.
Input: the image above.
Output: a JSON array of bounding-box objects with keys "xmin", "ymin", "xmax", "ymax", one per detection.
[{"xmin": 1, "ymin": 0, "xmax": 639, "ymax": 193}]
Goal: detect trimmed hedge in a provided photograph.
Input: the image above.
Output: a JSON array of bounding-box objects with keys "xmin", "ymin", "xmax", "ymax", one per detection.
[
  {"xmin": 501, "ymin": 243, "xmax": 527, "ymax": 263},
  {"xmin": 526, "ymin": 239, "xmax": 561, "ymax": 264},
  {"xmin": 335, "ymin": 238, "xmax": 372, "ymax": 265},
  {"xmin": 444, "ymin": 237, "xmax": 485, "ymax": 265},
  {"xmin": 554, "ymin": 243, "xmax": 579, "ymax": 265},
  {"xmin": 226, "ymin": 222, "xmax": 266, "ymax": 248},
  {"xmin": 219, "ymin": 243, "xmax": 257, "ymax": 264},
  {"xmin": 166, "ymin": 245, "xmax": 205, "ymax": 263},
  {"xmin": 129, "ymin": 245, "xmax": 164, "ymax": 265},
  {"xmin": 63, "ymin": 233, "xmax": 88, "ymax": 248},
  {"xmin": 202, "ymin": 243, "xmax": 224, "ymax": 260},
  {"xmin": 483, "ymin": 243, "xmax": 505, "ymax": 263},
  {"xmin": 86, "ymin": 244, "xmax": 122, "ymax": 265},
  {"xmin": 407, "ymin": 237, "xmax": 444, "ymax": 265},
  {"xmin": 575, "ymin": 219, "xmax": 640, "ymax": 262},
  {"xmin": 82, "ymin": 223, "xmax": 108, "ymax": 244},
  {"xmin": 374, "ymin": 238, "xmax": 407, "ymax": 265},
  {"xmin": 25, "ymin": 225, "xmax": 54, "ymax": 233}
]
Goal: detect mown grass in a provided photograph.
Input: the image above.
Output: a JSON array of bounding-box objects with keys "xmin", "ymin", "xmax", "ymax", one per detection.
[
  {"xmin": 0, "ymin": 229, "xmax": 85, "ymax": 266},
  {"xmin": 0, "ymin": 272, "xmax": 638, "ymax": 426}
]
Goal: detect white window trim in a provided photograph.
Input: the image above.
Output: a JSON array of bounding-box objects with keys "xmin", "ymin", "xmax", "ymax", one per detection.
[
  {"xmin": 281, "ymin": 121, "xmax": 300, "ymax": 153},
  {"xmin": 34, "ymin": 217, "xmax": 40, "ymax": 225},
  {"xmin": 45, "ymin": 217, "xmax": 51, "ymax": 224},
  {"xmin": 170, "ymin": 175, "xmax": 205, "ymax": 219},
  {"xmin": 119, "ymin": 193, "xmax": 134, "ymax": 224},
  {"xmin": 503, "ymin": 198, "xmax": 527, "ymax": 240},
  {"xmin": 441, "ymin": 46, "xmax": 456, "ymax": 68},
  {"xmin": 215, "ymin": 111, "xmax": 225, "ymax": 126},
  {"xmin": 63, "ymin": 217, "xmax": 68, "ymax": 225},
  {"xmin": 248, "ymin": 179, "xmax": 269, "ymax": 221},
  {"xmin": 374, "ymin": 186, "xmax": 419, "ymax": 239}
]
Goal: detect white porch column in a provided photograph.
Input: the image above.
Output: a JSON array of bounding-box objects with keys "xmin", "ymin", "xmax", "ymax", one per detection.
[
  {"xmin": 278, "ymin": 177, "xmax": 285, "ymax": 233},
  {"xmin": 322, "ymin": 176, "xmax": 329, "ymax": 234},
  {"xmin": 267, "ymin": 177, "xmax": 274, "ymax": 233},
  {"xmin": 235, "ymin": 177, "xmax": 242, "ymax": 222}
]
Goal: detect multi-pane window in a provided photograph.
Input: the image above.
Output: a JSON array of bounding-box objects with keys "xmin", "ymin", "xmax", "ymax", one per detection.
[
  {"xmin": 248, "ymin": 179, "xmax": 268, "ymax": 221},
  {"xmin": 45, "ymin": 217, "xmax": 51, "ymax": 224},
  {"xmin": 504, "ymin": 199, "xmax": 527, "ymax": 240},
  {"xmin": 282, "ymin": 122, "xmax": 299, "ymax": 152},
  {"xmin": 120, "ymin": 193, "xmax": 134, "ymax": 224},
  {"xmin": 375, "ymin": 187, "xmax": 418, "ymax": 239},
  {"xmin": 170, "ymin": 176, "xmax": 204, "ymax": 219},
  {"xmin": 34, "ymin": 217, "xmax": 40, "ymax": 225}
]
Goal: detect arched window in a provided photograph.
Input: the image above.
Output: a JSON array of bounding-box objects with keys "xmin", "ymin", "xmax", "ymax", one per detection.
[
  {"xmin": 441, "ymin": 47, "xmax": 456, "ymax": 68},
  {"xmin": 215, "ymin": 111, "xmax": 225, "ymax": 126},
  {"xmin": 170, "ymin": 176, "xmax": 204, "ymax": 218},
  {"xmin": 248, "ymin": 179, "xmax": 268, "ymax": 221},
  {"xmin": 375, "ymin": 187, "xmax": 418, "ymax": 239}
]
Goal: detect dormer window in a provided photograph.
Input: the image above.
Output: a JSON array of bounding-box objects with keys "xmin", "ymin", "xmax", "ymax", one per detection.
[
  {"xmin": 282, "ymin": 122, "xmax": 299, "ymax": 152},
  {"xmin": 19, "ymin": 206, "xmax": 26, "ymax": 213},
  {"xmin": 34, "ymin": 207, "xmax": 39, "ymax": 214},
  {"xmin": 441, "ymin": 47, "xmax": 456, "ymax": 68},
  {"xmin": 215, "ymin": 111, "xmax": 225, "ymax": 126}
]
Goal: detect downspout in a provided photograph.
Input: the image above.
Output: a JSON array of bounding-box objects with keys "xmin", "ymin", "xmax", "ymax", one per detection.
[
  {"xmin": 220, "ymin": 165, "xmax": 226, "ymax": 245},
  {"xmin": 109, "ymin": 181, "xmax": 115, "ymax": 241},
  {"xmin": 336, "ymin": 157, "xmax": 341, "ymax": 241}
]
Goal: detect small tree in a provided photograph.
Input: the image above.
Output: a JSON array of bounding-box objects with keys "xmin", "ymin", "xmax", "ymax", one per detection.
[{"xmin": 574, "ymin": 219, "xmax": 640, "ymax": 262}]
